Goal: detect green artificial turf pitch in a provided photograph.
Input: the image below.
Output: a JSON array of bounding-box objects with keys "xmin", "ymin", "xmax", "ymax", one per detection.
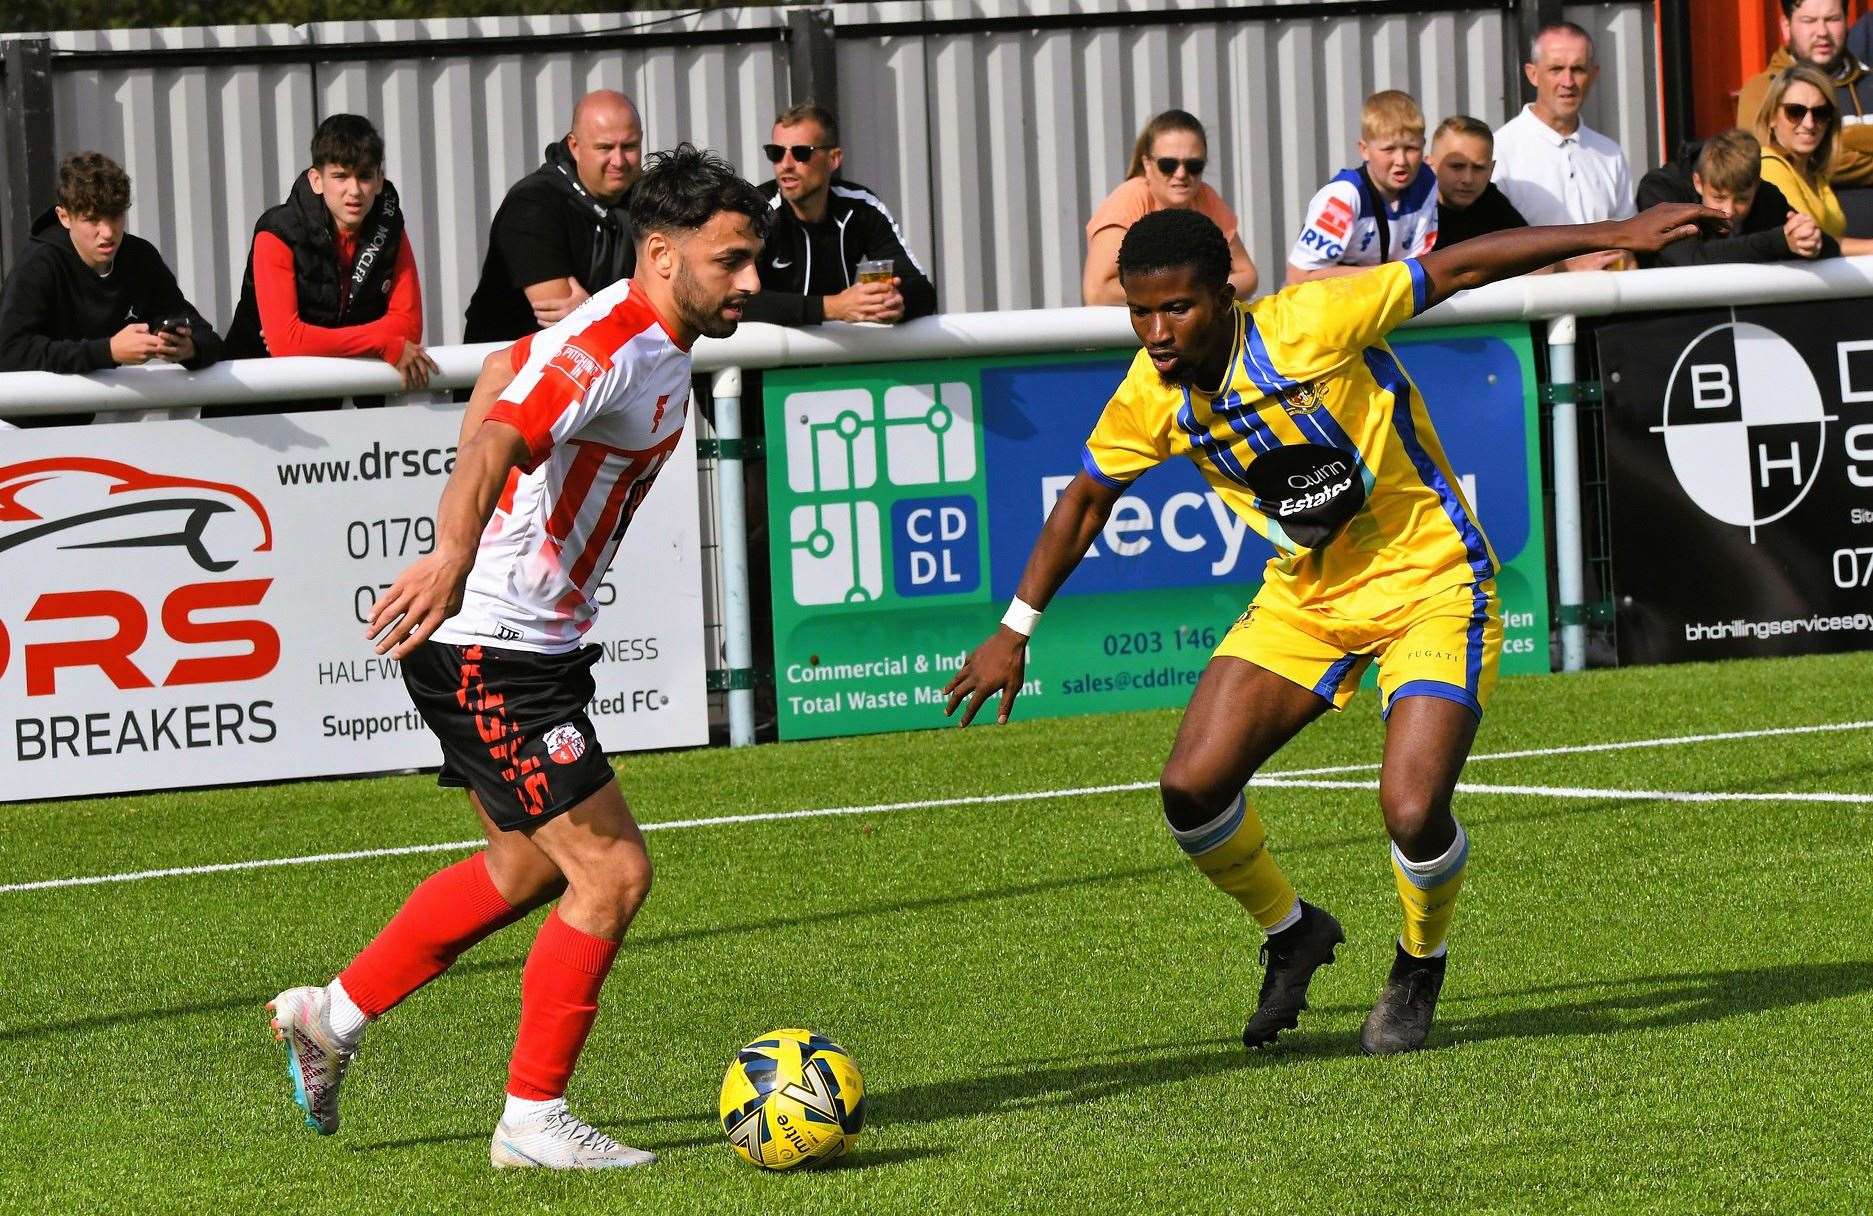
[{"xmin": 1, "ymin": 651, "xmax": 1869, "ymax": 1213}]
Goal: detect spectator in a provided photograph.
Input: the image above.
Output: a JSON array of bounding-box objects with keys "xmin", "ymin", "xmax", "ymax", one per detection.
[
  {"xmin": 1738, "ymin": 1, "xmax": 1873, "ymax": 189},
  {"xmin": 1755, "ymin": 65, "xmax": 1873, "ymax": 253},
  {"xmin": 0, "ymin": 152, "xmax": 222, "ymax": 390},
  {"xmin": 224, "ymin": 114, "xmax": 435, "ymax": 393},
  {"xmin": 744, "ymin": 102, "xmax": 937, "ymax": 326},
  {"xmin": 1636, "ymin": 128, "xmax": 1833, "ymax": 267},
  {"xmin": 1493, "ymin": 21, "xmax": 1636, "ymax": 270},
  {"xmin": 463, "ymin": 90, "xmax": 642, "ymax": 343},
  {"xmin": 1428, "ymin": 115, "xmax": 1529, "ymax": 248},
  {"xmin": 1083, "ymin": 109, "xmax": 1257, "ymax": 304},
  {"xmin": 1287, "ymin": 90, "xmax": 1439, "ymax": 282}
]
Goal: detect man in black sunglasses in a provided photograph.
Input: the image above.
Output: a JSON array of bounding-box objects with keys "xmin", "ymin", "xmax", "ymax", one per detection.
[{"xmin": 744, "ymin": 102, "xmax": 937, "ymax": 327}]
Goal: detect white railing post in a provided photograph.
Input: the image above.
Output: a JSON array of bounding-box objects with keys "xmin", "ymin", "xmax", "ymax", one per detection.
[
  {"xmin": 1546, "ymin": 313, "xmax": 1587, "ymax": 673},
  {"xmin": 710, "ymin": 365, "xmax": 758, "ymax": 747}
]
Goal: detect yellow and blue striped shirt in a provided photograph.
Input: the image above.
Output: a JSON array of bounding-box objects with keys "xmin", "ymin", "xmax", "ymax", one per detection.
[{"xmin": 1082, "ymin": 259, "xmax": 1497, "ymax": 616}]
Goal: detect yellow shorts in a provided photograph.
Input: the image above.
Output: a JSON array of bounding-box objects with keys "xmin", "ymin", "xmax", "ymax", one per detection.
[{"xmin": 1215, "ymin": 578, "xmax": 1503, "ymax": 718}]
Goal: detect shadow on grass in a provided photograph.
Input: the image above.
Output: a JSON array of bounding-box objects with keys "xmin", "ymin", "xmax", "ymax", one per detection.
[{"xmin": 1431, "ymin": 960, "xmax": 1873, "ymax": 1047}]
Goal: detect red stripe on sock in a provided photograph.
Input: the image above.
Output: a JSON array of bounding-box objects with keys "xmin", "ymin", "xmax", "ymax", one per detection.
[
  {"xmin": 507, "ymin": 910, "xmax": 621, "ymax": 1100},
  {"xmin": 337, "ymin": 852, "xmax": 522, "ymax": 1018}
]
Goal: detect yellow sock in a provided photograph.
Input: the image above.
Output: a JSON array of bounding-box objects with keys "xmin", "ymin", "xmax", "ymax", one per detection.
[
  {"xmin": 1167, "ymin": 794, "xmax": 1298, "ymax": 931},
  {"xmin": 1391, "ymin": 822, "xmax": 1469, "ymax": 958}
]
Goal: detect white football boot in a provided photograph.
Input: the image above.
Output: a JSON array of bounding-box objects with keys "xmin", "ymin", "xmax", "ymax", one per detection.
[
  {"xmin": 267, "ymin": 985, "xmax": 358, "ymax": 1135},
  {"xmin": 490, "ymin": 1104, "xmax": 658, "ymax": 1170}
]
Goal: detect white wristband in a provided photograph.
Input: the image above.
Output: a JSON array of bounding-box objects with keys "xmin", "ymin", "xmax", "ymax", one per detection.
[{"xmin": 1000, "ymin": 597, "xmax": 1042, "ymax": 638}]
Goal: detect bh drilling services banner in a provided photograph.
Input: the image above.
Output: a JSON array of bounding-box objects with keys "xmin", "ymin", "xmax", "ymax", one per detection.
[
  {"xmin": 1598, "ymin": 302, "xmax": 1873, "ymax": 664},
  {"xmin": 764, "ymin": 324, "xmax": 1549, "ymax": 741},
  {"xmin": 0, "ymin": 403, "xmax": 707, "ymax": 802}
]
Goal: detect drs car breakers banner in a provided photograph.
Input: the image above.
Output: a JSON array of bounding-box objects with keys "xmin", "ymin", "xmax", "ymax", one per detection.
[
  {"xmin": 1598, "ymin": 302, "xmax": 1873, "ymax": 664},
  {"xmin": 764, "ymin": 324, "xmax": 1551, "ymax": 741},
  {"xmin": 0, "ymin": 404, "xmax": 707, "ymax": 802}
]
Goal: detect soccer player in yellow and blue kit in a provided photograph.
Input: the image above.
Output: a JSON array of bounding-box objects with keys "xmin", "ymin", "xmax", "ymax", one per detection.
[{"xmin": 944, "ymin": 200, "xmax": 1716, "ymax": 1054}]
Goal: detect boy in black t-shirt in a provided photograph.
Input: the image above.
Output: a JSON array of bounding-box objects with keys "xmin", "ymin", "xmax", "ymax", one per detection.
[{"xmin": 1428, "ymin": 116, "xmax": 1529, "ymax": 249}]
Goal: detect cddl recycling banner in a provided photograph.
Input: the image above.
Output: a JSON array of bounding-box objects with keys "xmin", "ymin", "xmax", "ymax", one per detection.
[
  {"xmin": 764, "ymin": 324, "xmax": 1550, "ymax": 741},
  {"xmin": 0, "ymin": 403, "xmax": 707, "ymax": 802},
  {"xmin": 1597, "ymin": 302, "xmax": 1873, "ymax": 664}
]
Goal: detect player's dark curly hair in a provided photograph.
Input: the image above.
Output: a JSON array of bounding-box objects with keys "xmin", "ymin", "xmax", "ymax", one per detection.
[
  {"xmin": 1116, "ymin": 208, "xmax": 1231, "ymax": 290},
  {"xmin": 628, "ymin": 143, "xmax": 772, "ymax": 242}
]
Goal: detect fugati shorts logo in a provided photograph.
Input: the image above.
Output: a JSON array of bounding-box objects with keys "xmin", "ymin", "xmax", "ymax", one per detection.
[
  {"xmin": 1655, "ymin": 322, "xmax": 1834, "ymax": 542},
  {"xmin": 544, "ymin": 722, "xmax": 587, "ymax": 764}
]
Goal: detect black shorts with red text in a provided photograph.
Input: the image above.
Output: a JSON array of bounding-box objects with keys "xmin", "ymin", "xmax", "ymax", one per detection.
[{"xmin": 401, "ymin": 640, "xmax": 614, "ymax": 831}]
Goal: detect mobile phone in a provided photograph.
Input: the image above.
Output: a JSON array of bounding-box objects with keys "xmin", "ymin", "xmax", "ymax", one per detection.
[{"xmin": 156, "ymin": 315, "xmax": 191, "ymax": 335}]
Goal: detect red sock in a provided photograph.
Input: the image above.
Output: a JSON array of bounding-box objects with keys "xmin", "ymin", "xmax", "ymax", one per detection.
[
  {"xmin": 506, "ymin": 910, "xmax": 621, "ymax": 1100},
  {"xmin": 337, "ymin": 852, "xmax": 524, "ymax": 1018}
]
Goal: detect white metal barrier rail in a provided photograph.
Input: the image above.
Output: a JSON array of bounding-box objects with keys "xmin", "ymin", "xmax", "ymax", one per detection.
[{"xmin": 7, "ymin": 257, "xmax": 1873, "ymax": 742}]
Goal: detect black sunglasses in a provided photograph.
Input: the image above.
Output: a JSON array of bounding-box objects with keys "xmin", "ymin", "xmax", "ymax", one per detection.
[
  {"xmin": 1781, "ymin": 101, "xmax": 1836, "ymax": 126},
  {"xmin": 1153, "ymin": 156, "xmax": 1206, "ymax": 177},
  {"xmin": 763, "ymin": 143, "xmax": 833, "ymax": 164}
]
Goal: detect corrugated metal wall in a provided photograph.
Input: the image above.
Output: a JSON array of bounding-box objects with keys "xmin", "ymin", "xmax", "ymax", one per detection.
[{"xmin": 13, "ymin": 1, "xmax": 1660, "ymax": 336}]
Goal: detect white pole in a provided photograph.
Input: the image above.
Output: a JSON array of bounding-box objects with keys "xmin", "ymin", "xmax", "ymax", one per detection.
[
  {"xmin": 1547, "ymin": 314, "xmax": 1587, "ymax": 673},
  {"xmin": 711, "ymin": 366, "xmax": 757, "ymax": 747}
]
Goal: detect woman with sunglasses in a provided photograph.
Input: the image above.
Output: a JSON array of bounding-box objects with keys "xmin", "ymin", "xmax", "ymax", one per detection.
[
  {"xmin": 1083, "ymin": 109, "xmax": 1258, "ymax": 305},
  {"xmin": 1755, "ymin": 64, "xmax": 1873, "ymax": 254}
]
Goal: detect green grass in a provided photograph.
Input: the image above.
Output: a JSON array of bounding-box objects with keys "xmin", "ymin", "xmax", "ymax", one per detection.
[{"xmin": 2, "ymin": 652, "xmax": 1871, "ymax": 1214}]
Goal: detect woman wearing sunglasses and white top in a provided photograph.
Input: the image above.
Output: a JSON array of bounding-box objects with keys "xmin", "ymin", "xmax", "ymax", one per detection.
[
  {"xmin": 1083, "ymin": 110, "xmax": 1259, "ymax": 305},
  {"xmin": 1756, "ymin": 63, "xmax": 1873, "ymax": 254}
]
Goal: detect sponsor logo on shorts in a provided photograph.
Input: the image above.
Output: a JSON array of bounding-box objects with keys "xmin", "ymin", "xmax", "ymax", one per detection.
[
  {"xmin": 544, "ymin": 722, "xmax": 587, "ymax": 765},
  {"xmin": 547, "ymin": 344, "xmax": 605, "ymax": 392}
]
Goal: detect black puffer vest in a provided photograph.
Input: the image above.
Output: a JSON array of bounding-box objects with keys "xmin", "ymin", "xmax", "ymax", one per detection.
[{"xmin": 225, "ymin": 172, "xmax": 405, "ymax": 357}]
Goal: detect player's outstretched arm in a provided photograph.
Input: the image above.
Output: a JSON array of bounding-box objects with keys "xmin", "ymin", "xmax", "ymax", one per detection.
[
  {"xmin": 943, "ymin": 470, "xmax": 1123, "ymax": 726},
  {"xmin": 1415, "ymin": 202, "xmax": 1726, "ymax": 309},
  {"xmin": 366, "ymin": 355, "xmax": 531, "ymax": 659}
]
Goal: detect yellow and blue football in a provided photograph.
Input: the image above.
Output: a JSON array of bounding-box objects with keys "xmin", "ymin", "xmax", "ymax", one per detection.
[{"xmin": 719, "ymin": 1028, "xmax": 866, "ymax": 1170}]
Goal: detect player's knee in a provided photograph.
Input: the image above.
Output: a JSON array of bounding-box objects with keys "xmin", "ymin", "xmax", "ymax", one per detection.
[
  {"xmin": 1158, "ymin": 763, "xmax": 1237, "ymax": 831},
  {"xmin": 1380, "ymin": 789, "xmax": 1453, "ymax": 853},
  {"xmin": 585, "ymin": 846, "xmax": 652, "ymax": 916}
]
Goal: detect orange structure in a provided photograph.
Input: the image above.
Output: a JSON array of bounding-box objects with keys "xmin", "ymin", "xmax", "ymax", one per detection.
[{"xmin": 1686, "ymin": 0, "xmax": 1873, "ymax": 140}]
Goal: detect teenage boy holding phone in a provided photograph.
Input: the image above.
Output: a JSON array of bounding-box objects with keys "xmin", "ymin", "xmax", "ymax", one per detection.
[{"xmin": 0, "ymin": 152, "xmax": 224, "ymax": 390}]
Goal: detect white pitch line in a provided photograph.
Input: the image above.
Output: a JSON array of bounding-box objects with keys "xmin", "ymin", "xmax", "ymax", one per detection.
[
  {"xmin": 1255, "ymin": 777, "xmax": 1872, "ymax": 805},
  {"xmin": 5, "ymin": 719, "xmax": 1870, "ymax": 895},
  {"xmin": 1268, "ymin": 719, "xmax": 1873, "ymax": 777},
  {"xmin": 0, "ymin": 782, "xmax": 1158, "ymax": 895}
]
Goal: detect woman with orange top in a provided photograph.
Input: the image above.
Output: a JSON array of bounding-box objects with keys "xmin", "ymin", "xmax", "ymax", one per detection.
[{"xmin": 1082, "ymin": 110, "xmax": 1258, "ymax": 305}]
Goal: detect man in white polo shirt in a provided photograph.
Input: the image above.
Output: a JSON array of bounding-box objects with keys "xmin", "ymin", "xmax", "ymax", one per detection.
[{"xmin": 1493, "ymin": 21, "xmax": 1636, "ymax": 271}]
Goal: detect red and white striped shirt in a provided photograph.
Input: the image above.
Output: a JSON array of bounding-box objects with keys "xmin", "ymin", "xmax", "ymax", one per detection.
[{"xmin": 432, "ymin": 280, "xmax": 692, "ymax": 653}]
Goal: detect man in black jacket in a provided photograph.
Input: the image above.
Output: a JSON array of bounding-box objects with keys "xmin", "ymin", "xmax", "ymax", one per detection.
[
  {"xmin": 1635, "ymin": 128, "xmax": 1834, "ymax": 267},
  {"xmin": 745, "ymin": 103, "xmax": 937, "ymax": 327},
  {"xmin": 0, "ymin": 152, "xmax": 221, "ymax": 421},
  {"xmin": 462, "ymin": 90, "xmax": 642, "ymax": 343}
]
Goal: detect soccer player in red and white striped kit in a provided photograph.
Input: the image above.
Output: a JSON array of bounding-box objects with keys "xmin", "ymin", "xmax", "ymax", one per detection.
[{"xmin": 266, "ymin": 146, "xmax": 768, "ymax": 1169}]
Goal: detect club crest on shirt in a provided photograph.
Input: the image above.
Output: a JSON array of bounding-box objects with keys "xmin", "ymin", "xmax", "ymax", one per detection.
[
  {"xmin": 1279, "ymin": 380, "xmax": 1329, "ymax": 417},
  {"xmin": 546, "ymin": 344, "xmax": 604, "ymax": 393},
  {"xmin": 544, "ymin": 722, "xmax": 587, "ymax": 765}
]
